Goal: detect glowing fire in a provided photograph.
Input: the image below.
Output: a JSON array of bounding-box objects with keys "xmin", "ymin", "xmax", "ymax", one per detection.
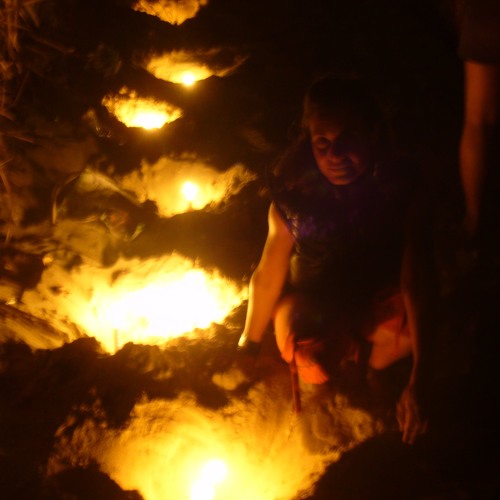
[
  {"xmin": 132, "ymin": 0, "xmax": 208, "ymax": 25},
  {"xmin": 118, "ymin": 158, "xmax": 257, "ymax": 217},
  {"xmin": 191, "ymin": 459, "xmax": 228, "ymax": 500},
  {"xmin": 181, "ymin": 71, "xmax": 197, "ymax": 87},
  {"xmin": 146, "ymin": 55, "xmax": 214, "ymax": 85},
  {"xmin": 48, "ymin": 390, "xmax": 379, "ymax": 500},
  {"xmin": 102, "ymin": 87, "xmax": 182, "ymax": 129},
  {"xmin": 143, "ymin": 49, "xmax": 247, "ymax": 86},
  {"xmin": 181, "ymin": 180, "xmax": 199, "ymax": 204},
  {"xmin": 22, "ymin": 253, "xmax": 246, "ymax": 353},
  {"xmin": 80, "ymin": 256, "xmax": 245, "ymax": 352}
]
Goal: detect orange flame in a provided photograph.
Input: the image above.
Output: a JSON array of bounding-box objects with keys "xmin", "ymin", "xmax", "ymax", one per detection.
[
  {"xmin": 146, "ymin": 55, "xmax": 214, "ymax": 85},
  {"xmin": 49, "ymin": 392, "xmax": 381, "ymax": 500},
  {"xmin": 102, "ymin": 87, "xmax": 182, "ymax": 129},
  {"xmin": 22, "ymin": 253, "xmax": 246, "ymax": 353},
  {"xmin": 143, "ymin": 49, "xmax": 247, "ymax": 86},
  {"xmin": 118, "ymin": 158, "xmax": 256, "ymax": 217},
  {"xmin": 191, "ymin": 459, "xmax": 228, "ymax": 500},
  {"xmin": 132, "ymin": 0, "xmax": 208, "ymax": 25}
]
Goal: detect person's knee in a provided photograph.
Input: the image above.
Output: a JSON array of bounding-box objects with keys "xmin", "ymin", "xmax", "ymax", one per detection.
[{"xmin": 273, "ymin": 292, "xmax": 318, "ymax": 362}]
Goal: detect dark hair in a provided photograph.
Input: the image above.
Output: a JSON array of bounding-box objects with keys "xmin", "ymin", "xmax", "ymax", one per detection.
[
  {"xmin": 302, "ymin": 77, "xmax": 384, "ymax": 134},
  {"xmin": 270, "ymin": 77, "xmax": 391, "ymax": 189}
]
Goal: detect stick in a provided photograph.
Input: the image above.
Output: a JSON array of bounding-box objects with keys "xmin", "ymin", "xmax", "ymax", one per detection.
[{"xmin": 290, "ymin": 356, "xmax": 301, "ymax": 414}]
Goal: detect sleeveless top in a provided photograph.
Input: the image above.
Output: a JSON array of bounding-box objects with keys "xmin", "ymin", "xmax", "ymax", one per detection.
[{"xmin": 269, "ymin": 139, "xmax": 414, "ymax": 311}]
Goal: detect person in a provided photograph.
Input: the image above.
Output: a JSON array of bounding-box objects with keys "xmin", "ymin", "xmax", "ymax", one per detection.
[
  {"xmin": 236, "ymin": 76, "xmax": 434, "ymax": 444},
  {"xmin": 457, "ymin": 0, "xmax": 500, "ymax": 240},
  {"xmin": 455, "ymin": 0, "xmax": 500, "ymax": 431}
]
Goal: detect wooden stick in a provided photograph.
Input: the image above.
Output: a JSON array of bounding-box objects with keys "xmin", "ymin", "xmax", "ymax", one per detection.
[{"xmin": 290, "ymin": 356, "xmax": 301, "ymax": 414}]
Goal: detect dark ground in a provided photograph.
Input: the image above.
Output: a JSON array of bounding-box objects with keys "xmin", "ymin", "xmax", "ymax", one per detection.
[{"xmin": 1, "ymin": 0, "xmax": 499, "ymax": 498}]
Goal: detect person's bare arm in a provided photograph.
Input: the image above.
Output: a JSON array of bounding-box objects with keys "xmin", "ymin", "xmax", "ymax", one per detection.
[
  {"xmin": 460, "ymin": 61, "xmax": 500, "ymax": 236},
  {"xmin": 397, "ymin": 196, "xmax": 438, "ymax": 444},
  {"xmin": 239, "ymin": 202, "xmax": 294, "ymax": 348}
]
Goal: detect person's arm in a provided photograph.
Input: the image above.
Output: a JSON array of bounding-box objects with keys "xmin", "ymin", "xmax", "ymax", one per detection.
[
  {"xmin": 238, "ymin": 202, "xmax": 294, "ymax": 353},
  {"xmin": 460, "ymin": 61, "xmax": 500, "ymax": 236},
  {"xmin": 397, "ymin": 195, "xmax": 438, "ymax": 444}
]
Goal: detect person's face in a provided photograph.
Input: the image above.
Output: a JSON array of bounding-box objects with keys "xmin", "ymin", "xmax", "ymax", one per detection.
[{"xmin": 309, "ymin": 112, "xmax": 374, "ymax": 186}]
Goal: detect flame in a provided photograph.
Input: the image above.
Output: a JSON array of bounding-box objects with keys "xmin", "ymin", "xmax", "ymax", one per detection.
[
  {"xmin": 118, "ymin": 158, "xmax": 257, "ymax": 217},
  {"xmin": 181, "ymin": 71, "xmax": 197, "ymax": 87},
  {"xmin": 132, "ymin": 0, "xmax": 208, "ymax": 25},
  {"xmin": 143, "ymin": 49, "xmax": 247, "ymax": 85},
  {"xmin": 22, "ymin": 253, "xmax": 246, "ymax": 353},
  {"xmin": 181, "ymin": 180, "xmax": 199, "ymax": 203},
  {"xmin": 146, "ymin": 55, "xmax": 214, "ymax": 85},
  {"xmin": 102, "ymin": 87, "xmax": 182, "ymax": 129},
  {"xmin": 191, "ymin": 459, "xmax": 228, "ymax": 500},
  {"xmin": 49, "ymin": 390, "xmax": 382, "ymax": 500}
]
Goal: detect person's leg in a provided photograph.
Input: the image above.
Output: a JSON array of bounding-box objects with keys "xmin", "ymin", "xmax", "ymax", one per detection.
[
  {"xmin": 366, "ymin": 290, "xmax": 413, "ymax": 370},
  {"xmin": 274, "ymin": 292, "xmax": 358, "ymax": 384},
  {"xmin": 273, "ymin": 293, "xmax": 330, "ymax": 384}
]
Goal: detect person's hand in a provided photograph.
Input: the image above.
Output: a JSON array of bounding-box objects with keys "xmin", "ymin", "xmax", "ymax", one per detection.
[{"xmin": 396, "ymin": 382, "xmax": 428, "ymax": 445}]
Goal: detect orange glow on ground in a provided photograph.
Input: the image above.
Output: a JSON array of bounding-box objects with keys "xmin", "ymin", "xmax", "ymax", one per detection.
[{"xmin": 102, "ymin": 87, "xmax": 182, "ymax": 129}]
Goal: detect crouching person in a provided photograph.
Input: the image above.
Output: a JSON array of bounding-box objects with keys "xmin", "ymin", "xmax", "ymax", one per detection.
[{"xmin": 237, "ymin": 76, "xmax": 435, "ymax": 444}]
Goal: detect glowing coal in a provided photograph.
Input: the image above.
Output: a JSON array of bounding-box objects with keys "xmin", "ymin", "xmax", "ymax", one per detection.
[
  {"xmin": 143, "ymin": 49, "xmax": 246, "ymax": 85},
  {"xmin": 102, "ymin": 87, "xmax": 183, "ymax": 129},
  {"xmin": 118, "ymin": 156, "xmax": 257, "ymax": 217},
  {"xmin": 21, "ymin": 253, "xmax": 246, "ymax": 353},
  {"xmin": 132, "ymin": 0, "xmax": 208, "ymax": 25}
]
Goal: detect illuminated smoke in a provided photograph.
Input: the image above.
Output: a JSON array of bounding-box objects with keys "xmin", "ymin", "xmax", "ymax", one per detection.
[
  {"xmin": 118, "ymin": 156, "xmax": 257, "ymax": 217},
  {"xmin": 132, "ymin": 0, "xmax": 209, "ymax": 25},
  {"xmin": 47, "ymin": 383, "xmax": 382, "ymax": 499},
  {"xmin": 143, "ymin": 49, "xmax": 247, "ymax": 85},
  {"xmin": 21, "ymin": 253, "xmax": 246, "ymax": 353},
  {"xmin": 102, "ymin": 87, "xmax": 182, "ymax": 129}
]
